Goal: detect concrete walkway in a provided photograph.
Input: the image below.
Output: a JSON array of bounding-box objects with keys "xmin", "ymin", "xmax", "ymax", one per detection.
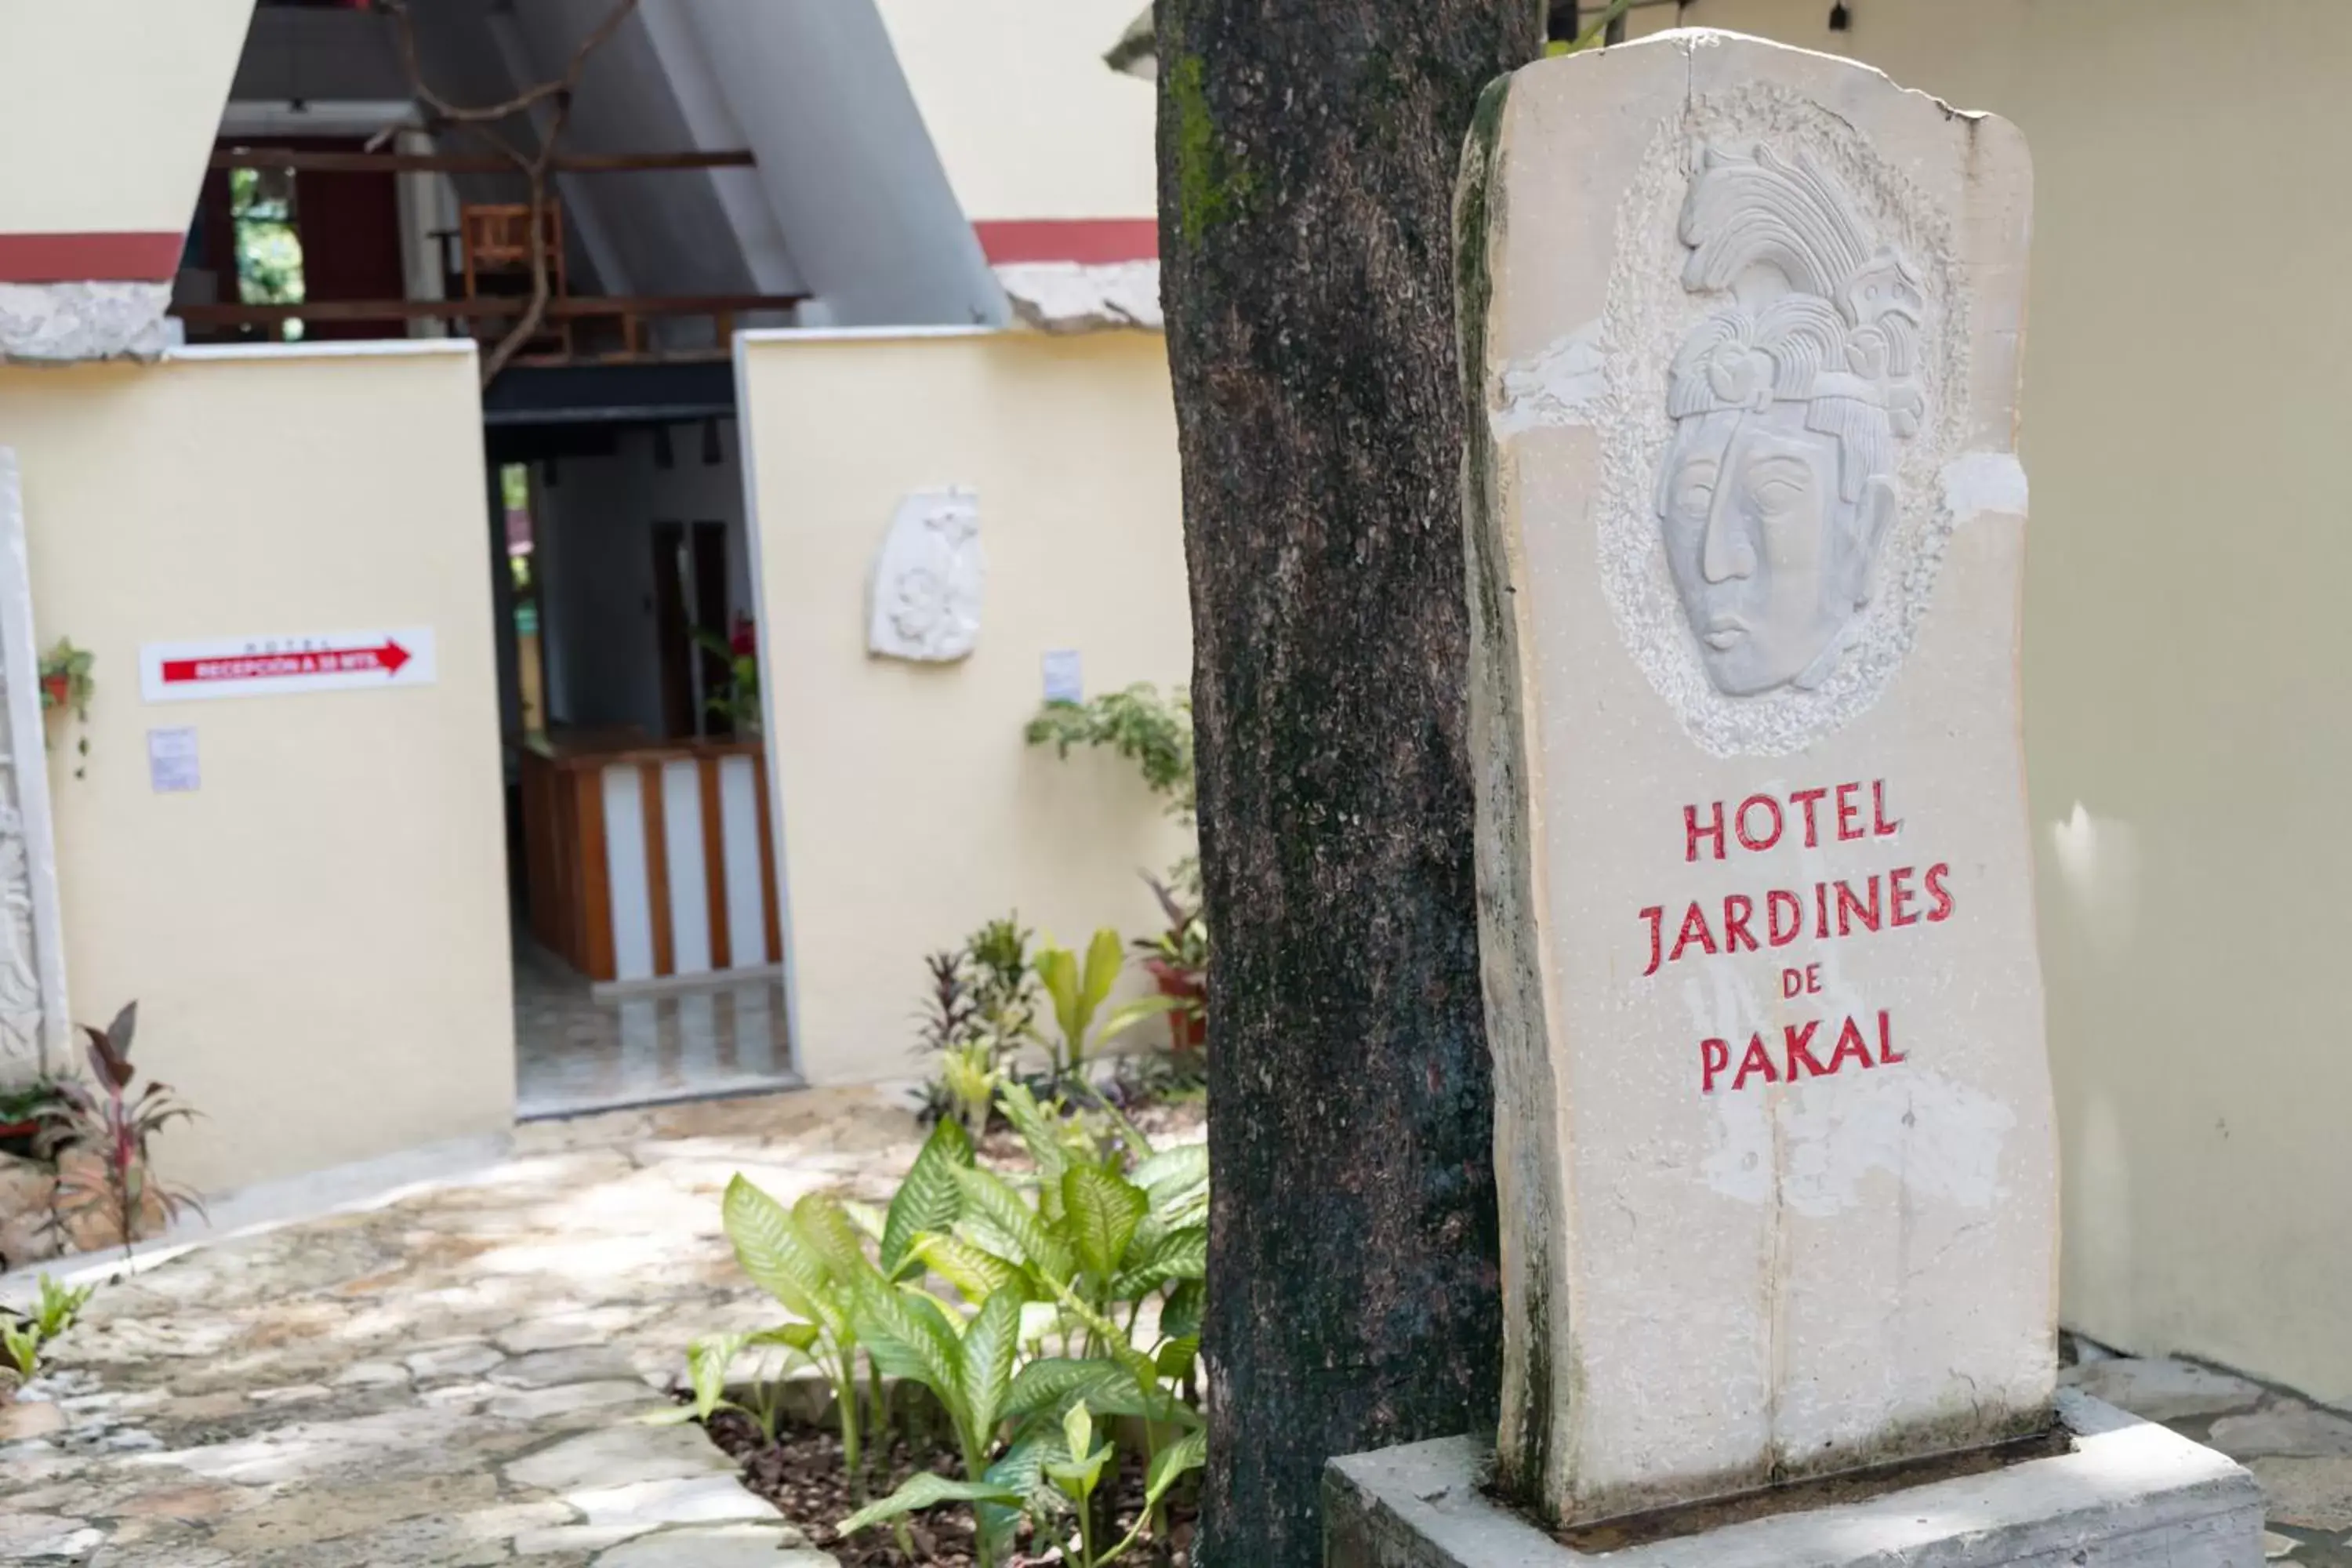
[
  {"xmin": 2, "ymin": 1086, "xmax": 2349, "ymax": 1566},
  {"xmin": 0, "ymin": 1089, "xmax": 923, "ymax": 1566}
]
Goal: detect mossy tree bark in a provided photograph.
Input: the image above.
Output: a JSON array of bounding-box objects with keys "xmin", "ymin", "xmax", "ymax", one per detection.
[{"xmin": 1152, "ymin": 2, "xmax": 1541, "ymax": 1561}]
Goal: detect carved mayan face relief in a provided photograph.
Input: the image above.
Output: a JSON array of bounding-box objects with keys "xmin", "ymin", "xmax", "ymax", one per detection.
[
  {"xmin": 1589, "ymin": 89, "xmax": 1968, "ymax": 757},
  {"xmin": 1656, "ymin": 145, "xmax": 1923, "ymax": 698}
]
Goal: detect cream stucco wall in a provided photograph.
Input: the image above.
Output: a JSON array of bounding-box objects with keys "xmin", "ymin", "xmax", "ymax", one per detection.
[
  {"xmin": 0, "ymin": 0, "xmax": 253, "ymax": 243},
  {"xmin": 0, "ymin": 343, "xmax": 512, "ymax": 1197},
  {"xmin": 1625, "ymin": 2, "xmax": 2352, "ymax": 1403},
  {"xmin": 873, "ymin": 0, "xmax": 1156, "ymax": 220},
  {"xmin": 738, "ymin": 329, "xmax": 1192, "ymax": 1087}
]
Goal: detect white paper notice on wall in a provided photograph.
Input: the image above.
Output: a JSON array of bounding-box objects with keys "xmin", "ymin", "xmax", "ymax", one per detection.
[
  {"xmin": 147, "ymin": 728, "xmax": 199, "ymax": 793},
  {"xmin": 138, "ymin": 628, "xmax": 437, "ymax": 703},
  {"xmin": 1041, "ymin": 649, "xmax": 1083, "ymax": 704}
]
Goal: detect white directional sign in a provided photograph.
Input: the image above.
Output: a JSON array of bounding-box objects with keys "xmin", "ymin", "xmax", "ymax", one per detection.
[{"xmin": 140, "ymin": 628, "xmax": 437, "ymax": 703}]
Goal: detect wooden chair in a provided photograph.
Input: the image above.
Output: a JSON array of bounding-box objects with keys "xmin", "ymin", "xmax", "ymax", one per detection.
[{"xmin": 459, "ymin": 201, "xmax": 572, "ymax": 358}]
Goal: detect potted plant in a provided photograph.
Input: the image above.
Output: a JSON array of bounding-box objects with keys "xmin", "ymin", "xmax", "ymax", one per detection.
[
  {"xmin": 696, "ymin": 616, "xmax": 761, "ymax": 739},
  {"xmin": 38, "ymin": 638, "xmax": 93, "ymax": 779},
  {"xmin": 1138, "ymin": 875, "xmax": 1208, "ymax": 1057},
  {"xmin": 0, "ymin": 1080, "xmax": 64, "ymax": 1162}
]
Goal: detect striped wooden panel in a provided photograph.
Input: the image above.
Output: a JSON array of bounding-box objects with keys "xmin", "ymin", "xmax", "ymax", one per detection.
[
  {"xmin": 753, "ymin": 751, "xmax": 782, "ymax": 965},
  {"xmin": 641, "ymin": 760, "xmax": 674, "ymax": 978},
  {"xmin": 700, "ymin": 756, "xmax": 731, "ymax": 971}
]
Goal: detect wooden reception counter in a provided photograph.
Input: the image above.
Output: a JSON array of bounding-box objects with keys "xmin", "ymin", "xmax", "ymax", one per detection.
[{"xmin": 519, "ymin": 731, "xmax": 782, "ymax": 987}]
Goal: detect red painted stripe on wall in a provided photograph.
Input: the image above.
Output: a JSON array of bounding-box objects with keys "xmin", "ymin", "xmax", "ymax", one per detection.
[
  {"xmin": 0, "ymin": 231, "xmax": 184, "ymax": 283},
  {"xmin": 975, "ymin": 219, "xmax": 1159, "ymax": 266}
]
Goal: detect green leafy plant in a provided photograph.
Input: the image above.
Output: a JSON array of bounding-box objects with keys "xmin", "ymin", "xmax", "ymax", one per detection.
[
  {"xmin": 2, "ymin": 1317, "xmax": 40, "ymax": 1381},
  {"xmin": 1024, "ymin": 685, "xmax": 1194, "ymax": 823},
  {"xmin": 31, "ymin": 1275, "xmax": 92, "ymax": 1341},
  {"xmin": 0, "ymin": 1079, "xmax": 66, "ymax": 1161},
  {"xmin": 1037, "ymin": 1399, "xmax": 1204, "ymax": 1566},
  {"xmin": 720, "ymin": 1178, "xmax": 880, "ymax": 1488},
  {"xmin": 915, "ymin": 949, "xmax": 987, "ymax": 1134},
  {"xmin": 965, "ymin": 916, "xmax": 1043, "ymax": 1053},
  {"xmin": 646, "ymin": 1324, "xmax": 816, "ymax": 1446},
  {"xmin": 719, "ymin": 1116, "xmax": 984, "ymax": 1492},
  {"xmin": 0, "ymin": 1275, "xmax": 93, "ymax": 1387},
  {"xmin": 706, "ymin": 1084, "xmax": 1208, "ymax": 1565},
  {"xmin": 938, "ymin": 1039, "xmax": 1001, "ymax": 1143},
  {"xmin": 1036, "ymin": 930, "xmax": 1179, "ymax": 1090},
  {"xmin": 916, "ymin": 917, "xmax": 1044, "ymax": 1133},
  {"xmin": 38, "ymin": 1004, "xmax": 203, "ymax": 1257},
  {"xmin": 1025, "ymin": 683, "xmax": 1200, "ymax": 901},
  {"xmin": 38, "ymin": 637, "xmax": 93, "ymax": 779},
  {"xmin": 695, "ymin": 617, "xmax": 760, "ymax": 737}
]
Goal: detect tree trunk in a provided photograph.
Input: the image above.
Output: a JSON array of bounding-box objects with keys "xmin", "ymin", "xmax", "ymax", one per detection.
[{"xmin": 1152, "ymin": 2, "xmax": 1540, "ymax": 1561}]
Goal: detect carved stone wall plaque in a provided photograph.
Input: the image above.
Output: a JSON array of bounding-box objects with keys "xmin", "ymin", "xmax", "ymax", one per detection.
[
  {"xmin": 1459, "ymin": 32, "xmax": 2047, "ymax": 1525},
  {"xmin": 867, "ymin": 488, "xmax": 983, "ymax": 662},
  {"xmin": 0, "ymin": 450, "xmax": 72, "ymax": 1084}
]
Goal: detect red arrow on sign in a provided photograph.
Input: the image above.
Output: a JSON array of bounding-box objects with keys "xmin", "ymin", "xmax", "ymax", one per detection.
[{"xmin": 158, "ymin": 637, "xmax": 412, "ymax": 686}]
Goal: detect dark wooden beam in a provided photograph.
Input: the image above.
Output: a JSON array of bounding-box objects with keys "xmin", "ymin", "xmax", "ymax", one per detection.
[
  {"xmin": 208, "ymin": 147, "xmax": 757, "ymax": 175},
  {"xmin": 173, "ymin": 293, "xmax": 804, "ymax": 325}
]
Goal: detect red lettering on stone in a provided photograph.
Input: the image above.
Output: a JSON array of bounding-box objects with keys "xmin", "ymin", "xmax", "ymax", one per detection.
[
  {"xmin": 1722, "ymin": 895, "xmax": 1758, "ymax": 953},
  {"xmin": 1876, "ymin": 1009, "xmax": 1904, "ymax": 1065},
  {"xmin": 1790, "ymin": 787, "xmax": 1828, "ymax": 848},
  {"xmin": 1639, "ymin": 906, "xmax": 1664, "ymax": 977},
  {"xmin": 1872, "ymin": 779, "xmax": 1900, "ymax": 838},
  {"xmin": 1669, "ymin": 901, "xmax": 1718, "ymax": 962},
  {"xmin": 1835, "ymin": 781, "xmax": 1864, "ymax": 841},
  {"xmin": 1731, "ymin": 1033, "xmax": 1778, "ymax": 1091},
  {"xmin": 1925, "ymin": 863, "xmax": 1955, "ymax": 923},
  {"xmin": 1686, "ymin": 801, "xmax": 1726, "ymax": 862},
  {"xmin": 1767, "ymin": 890, "xmax": 1803, "ymax": 947},
  {"xmin": 1835, "ymin": 876, "xmax": 1882, "ymax": 936},
  {"xmin": 1804, "ymin": 962, "xmax": 1821, "ymax": 993},
  {"xmin": 1782, "ymin": 967, "xmax": 1805, "ymax": 999},
  {"xmin": 1735, "ymin": 794, "xmax": 1784, "ymax": 852},
  {"xmin": 1813, "ymin": 881, "xmax": 1830, "ymax": 939},
  {"xmin": 1784, "ymin": 1021, "xmax": 1829, "ymax": 1080},
  {"xmin": 1701, "ymin": 1038, "xmax": 1730, "ymax": 1093},
  {"xmin": 1888, "ymin": 866, "xmax": 1919, "ymax": 927},
  {"xmin": 1827, "ymin": 1016, "xmax": 1875, "ymax": 1073}
]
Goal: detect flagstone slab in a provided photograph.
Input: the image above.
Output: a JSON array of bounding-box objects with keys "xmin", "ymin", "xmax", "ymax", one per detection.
[
  {"xmin": 0, "ymin": 1085, "xmax": 918, "ymax": 1567},
  {"xmin": 2064, "ymin": 1359, "xmax": 2269, "ymax": 1424}
]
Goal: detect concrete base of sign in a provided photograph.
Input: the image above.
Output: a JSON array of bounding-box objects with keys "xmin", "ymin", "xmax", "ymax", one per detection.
[{"xmin": 1326, "ymin": 1391, "xmax": 2264, "ymax": 1568}]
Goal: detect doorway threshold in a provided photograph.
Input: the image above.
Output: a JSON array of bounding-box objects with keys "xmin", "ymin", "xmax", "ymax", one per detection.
[
  {"xmin": 516, "ymin": 1071, "xmax": 808, "ymax": 1124},
  {"xmin": 513, "ymin": 942, "xmax": 797, "ymax": 1122}
]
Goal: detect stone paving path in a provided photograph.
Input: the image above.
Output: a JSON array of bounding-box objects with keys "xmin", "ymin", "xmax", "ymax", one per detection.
[
  {"xmin": 4, "ymin": 1084, "xmax": 2351, "ymax": 1566},
  {"xmin": 2062, "ymin": 1352, "xmax": 2352, "ymax": 1566},
  {"xmin": 0, "ymin": 1088, "xmax": 925, "ymax": 1566}
]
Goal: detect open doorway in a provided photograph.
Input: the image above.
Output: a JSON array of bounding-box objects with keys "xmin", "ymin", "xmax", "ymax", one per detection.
[{"xmin": 486, "ymin": 397, "xmax": 797, "ymax": 1120}]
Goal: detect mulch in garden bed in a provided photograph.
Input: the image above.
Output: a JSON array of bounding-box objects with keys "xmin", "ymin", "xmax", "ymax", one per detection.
[{"xmin": 706, "ymin": 1407, "xmax": 1196, "ymax": 1567}]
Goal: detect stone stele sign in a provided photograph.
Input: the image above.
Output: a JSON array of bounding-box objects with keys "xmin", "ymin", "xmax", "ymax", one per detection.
[{"xmin": 1459, "ymin": 31, "xmax": 2047, "ymax": 1525}]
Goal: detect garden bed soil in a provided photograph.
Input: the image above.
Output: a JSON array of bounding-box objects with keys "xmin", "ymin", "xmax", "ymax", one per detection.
[
  {"xmin": 706, "ymin": 1407, "xmax": 1196, "ymax": 1567},
  {"xmin": 971, "ymin": 1095, "xmax": 1204, "ymax": 1175}
]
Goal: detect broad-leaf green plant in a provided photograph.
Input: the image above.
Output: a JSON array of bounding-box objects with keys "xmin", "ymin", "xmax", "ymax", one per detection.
[
  {"xmin": 722, "ymin": 1178, "xmax": 883, "ymax": 1486},
  {"xmin": 708, "ymin": 1083, "xmax": 1205, "ymax": 1564},
  {"xmin": 1035, "ymin": 930, "xmax": 1178, "ymax": 1087},
  {"xmin": 645, "ymin": 1323, "xmax": 820, "ymax": 1444}
]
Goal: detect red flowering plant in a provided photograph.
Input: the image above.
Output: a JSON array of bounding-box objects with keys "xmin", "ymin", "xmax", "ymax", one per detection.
[{"xmin": 696, "ymin": 615, "xmax": 762, "ymax": 736}]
